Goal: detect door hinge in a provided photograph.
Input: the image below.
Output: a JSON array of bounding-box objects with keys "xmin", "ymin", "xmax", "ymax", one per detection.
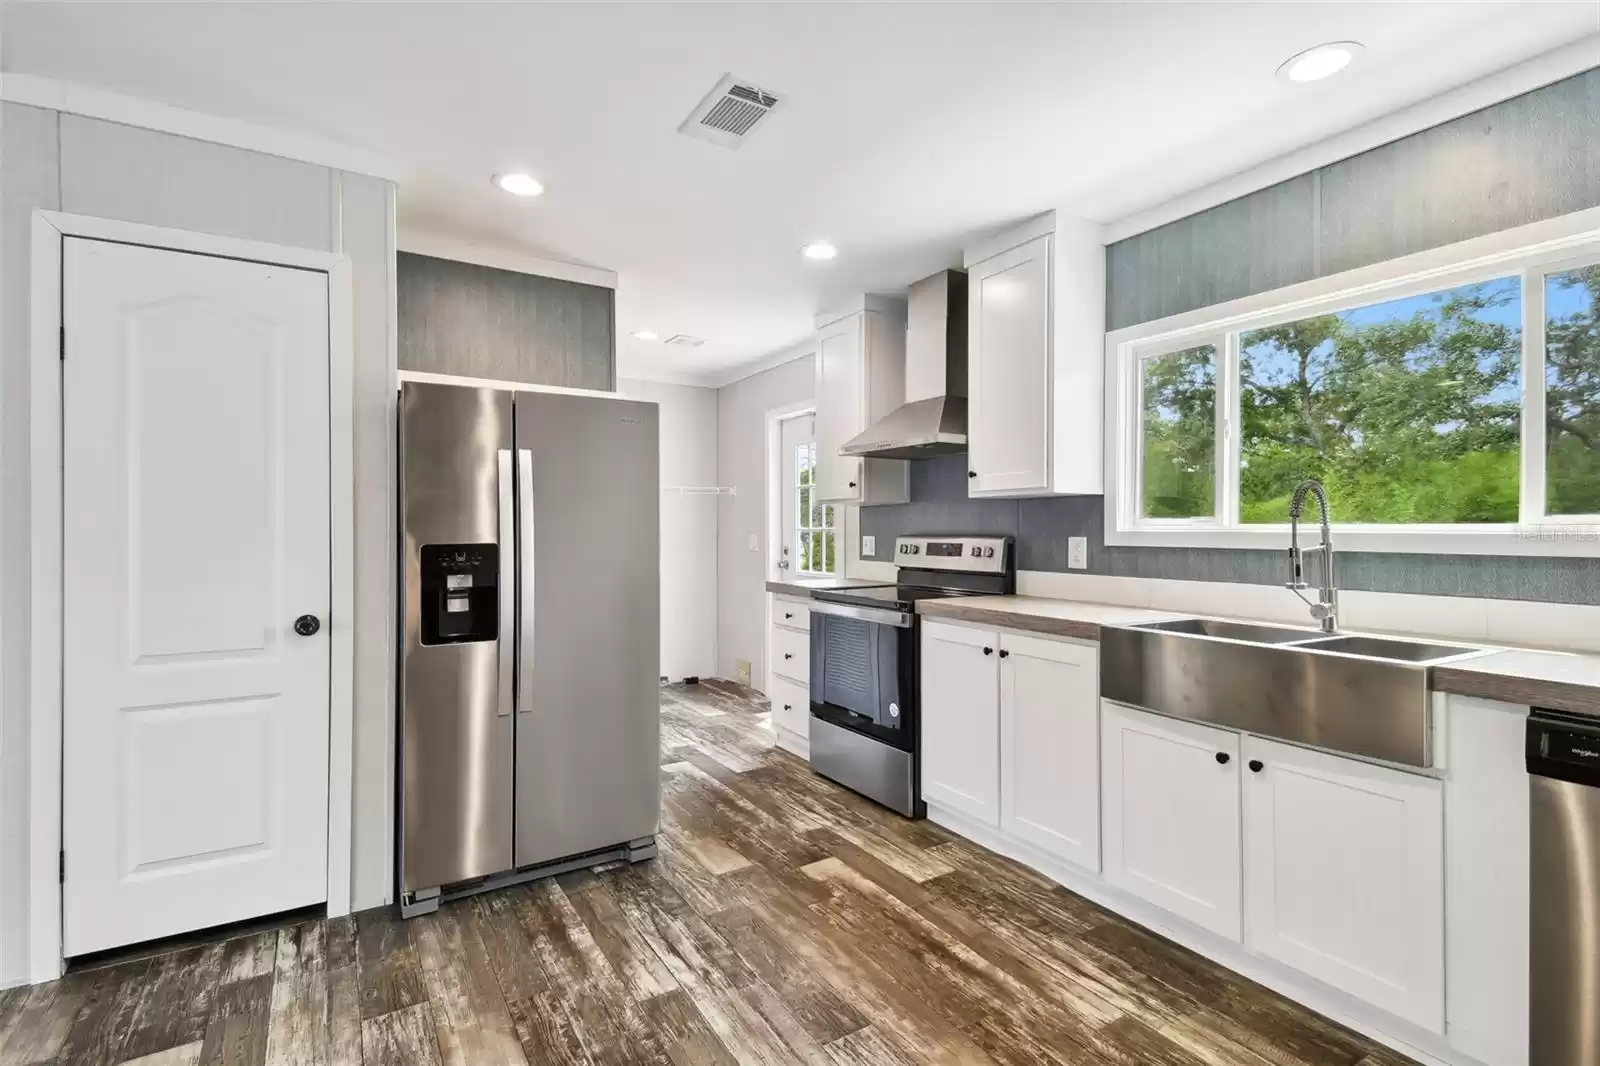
[
  {"xmin": 59, "ymin": 850, "xmax": 65, "ymax": 884},
  {"xmin": 59, "ymin": 325, "xmax": 66, "ymax": 361}
]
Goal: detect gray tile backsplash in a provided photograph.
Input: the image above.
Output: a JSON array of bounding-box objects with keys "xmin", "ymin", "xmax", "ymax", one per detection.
[{"xmin": 858, "ymin": 456, "xmax": 1600, "ymax": 605}]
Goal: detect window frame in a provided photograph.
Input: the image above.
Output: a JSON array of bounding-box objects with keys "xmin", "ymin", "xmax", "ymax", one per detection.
[
  {"xmin": 792, "ymin": 441, "xmax": 837, "ymax": 575},
  {"xmin": 1104, "ymin": 207, "xmax": 1600, "ymax": 557}
]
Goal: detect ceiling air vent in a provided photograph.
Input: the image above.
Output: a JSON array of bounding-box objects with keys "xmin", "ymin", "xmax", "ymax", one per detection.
[
  {"xmin": 678, "ymin": 74, "xmax": 783, "ymax": 150},
  {"xmin": 663, "ymin": 334, "xmax": 707, "ymax": 348}
]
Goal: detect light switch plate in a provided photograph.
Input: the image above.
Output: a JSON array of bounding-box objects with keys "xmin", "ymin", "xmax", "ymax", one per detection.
[
  {"xmin": 746, "ymin": 532, "xmax": 759, "ymax": 552},
  {"xmin": 862, "ymin": 535, "xmax": 876, "ymax": 557},
  {"xmin": 1068, "ymin": 537, "xmax": 1088, "ymax": 570}
]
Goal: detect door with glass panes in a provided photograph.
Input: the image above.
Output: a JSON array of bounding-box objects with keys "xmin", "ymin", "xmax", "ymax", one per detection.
[{"xmin": 778, "ymin": 413, "xmax": 836, "ymax": 577}]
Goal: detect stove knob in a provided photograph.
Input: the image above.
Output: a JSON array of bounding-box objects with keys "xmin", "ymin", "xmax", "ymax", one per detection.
[
  {"xmin": 970, "ymin": 546, "xmax": 980, "ymax": 557},
  {"xmin": 984, "ymin": 547, "xmax": 995, "ymax": 558},
  {"xmin": 909, "ymin": 545, "xmax": 919, "ymax": 554}
]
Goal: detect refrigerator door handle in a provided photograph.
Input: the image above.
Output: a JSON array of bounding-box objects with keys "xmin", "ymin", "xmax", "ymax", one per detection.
[
  {"xmin": 517, "ymin": 448, "xmax": 535, "ymax": 715},
  {"xmin": 495, "ymin": 449, "xmax": 515, "ymax": 718}
]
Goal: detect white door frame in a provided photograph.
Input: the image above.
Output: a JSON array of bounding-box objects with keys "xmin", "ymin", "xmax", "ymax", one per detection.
[
  {"xmin": 763, "ymin": 399, "xmax": 815, "ymax": 694},
  {"xmin": 26, "ymin": 210, "xmax": 356, "ymax": 983}
]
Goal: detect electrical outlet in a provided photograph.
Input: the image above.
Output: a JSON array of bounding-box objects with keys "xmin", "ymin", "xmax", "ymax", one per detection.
[
  {"xmin": 862, "ymin": 535, "xmax": 876, "ymax": 557},
  {"xmin": 1068, "ymin": 537, "xmax": 1088, "ymax": 570},
  {"xmin": 746, "ymin": 532, "xmax": 759, "ymax": 552},
  {"xmin": 734, "ymin": 659, "xmax": 752, "ymax": 686}
]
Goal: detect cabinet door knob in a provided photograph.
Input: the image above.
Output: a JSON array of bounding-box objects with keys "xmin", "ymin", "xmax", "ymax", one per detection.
[
  {"xmin": 1248, "ymin": 759, "xmax": 1265, "ymax": 773},
  {"xmin": 784, "ymin": 653, "xmax": 793, "ymax": 660},
  {"xmin": 1215, "ymin": 752, "xmax": 1230, "ymax": 765},
  {"xmin": 982, "ymin": 647, "xmax": 994, "ymax": 656},
  {"xmin": 784, "ymin": 612, "xmax": 794, "ymax": 619},
  {"xmin": 848, "ymin": 481, "xmax": 858, "ymax": 489},
  {"xmin": 998, "ymin": 649, "xmax": 1010, "ymax": 658},
  {"xmin": 968, "ymin": 470, "xmax": 978, "ymax": 479},
  {"xmin": 783, "ymin": 704, "xmax": 792, "ymax": 711},
  {"xmin": 294, "ymin": 614, "xmax": 321, "ymax": 637}
]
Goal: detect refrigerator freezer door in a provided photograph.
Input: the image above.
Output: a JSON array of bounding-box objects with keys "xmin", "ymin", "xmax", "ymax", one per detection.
[
  {"xmin": 399, "ymin": 383, "xmax": 516, "ymax": 894},
  {"xmin": 513, "ymin": 391, "xmax": 661, "ymax": 869}
]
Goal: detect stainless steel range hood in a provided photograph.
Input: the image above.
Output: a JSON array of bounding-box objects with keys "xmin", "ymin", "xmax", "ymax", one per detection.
[{"xmin": 840, "ymin": 269, "xmax": 967, "ymax": 459}]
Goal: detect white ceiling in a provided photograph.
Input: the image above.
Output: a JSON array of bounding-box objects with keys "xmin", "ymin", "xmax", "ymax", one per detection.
[{"xmin": 4, "ymin": 2, "xmax": 1597, "ymax": 385}]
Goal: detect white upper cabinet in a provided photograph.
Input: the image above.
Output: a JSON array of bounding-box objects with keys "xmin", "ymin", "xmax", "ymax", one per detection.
[
  {"xmin": 814, "ymin": 300, "xmax": 910, "ymax": 504},
  {"xmin": 920, "ymin": 622, "xmax": 1001, "ymax": 825},
  {"xmin": 999, "ymin": 633, "xmax": 1100, "ymax": 872},
  {"xmin": 969, "ymin": 235, "xmax": 1052, "ymax": 495},
  {"xmin": 1243, "ymin": 736, "xmax": 1446, "ymax": 1033},
  {"xmin": 1101, "ymin": 701, "xmax": 1242, "ymax": 941},
  {"xmin": 963, "ymin": 212, "xmax": 1105, "ymax": 497}
]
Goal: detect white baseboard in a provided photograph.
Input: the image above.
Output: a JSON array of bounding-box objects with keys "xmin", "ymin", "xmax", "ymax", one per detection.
[
  {"xmin": 774, "ymin": 725, "xmax": 809, "ymax": 760},
  {"xmin": 1016, "ymin": 569, "xmax": 1600, "ymax": 653},
  {"xmin": 926, "ymin": 802, "xmax": 1475, "ymax": 1066}
]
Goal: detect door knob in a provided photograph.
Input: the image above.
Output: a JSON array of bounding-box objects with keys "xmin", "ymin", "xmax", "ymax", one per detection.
[{"xmin": 294, "ymin": 614, "xmax": 321, "ymax": 637}]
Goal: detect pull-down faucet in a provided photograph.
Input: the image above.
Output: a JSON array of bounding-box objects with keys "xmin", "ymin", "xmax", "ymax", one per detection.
[{"xmin": 1286, "ymin": 479, "xmax": 1338, "ymax": 633}]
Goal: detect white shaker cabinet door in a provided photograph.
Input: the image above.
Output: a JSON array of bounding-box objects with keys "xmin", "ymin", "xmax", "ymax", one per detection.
[
  {"xmin": 968, "ymin": 234, "xmax": 1051, "ymax": 496},
  {"xmin": 921, "ymin": 622, "xmax": 1001, "ymax": 825},
  {"xmin": 814, "ymin": 313, "xmax": 864, "ymax": 502},
  {"xmin": 999, "ymin": 634, "xmax": 1099, "ymax": 872},
  {"xmin": 1242, "ymin": 736, "xmax": 1445, "ymax": 1033},
  {"xmin": 1101, "ymin": 702, "xmax": 1242, "ymax": 941}
]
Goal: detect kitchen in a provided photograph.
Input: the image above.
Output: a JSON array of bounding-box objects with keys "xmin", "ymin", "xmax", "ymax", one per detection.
[{"xmin": 2, "ymin": 5, "xmax": 1600, "ymax": 1066}]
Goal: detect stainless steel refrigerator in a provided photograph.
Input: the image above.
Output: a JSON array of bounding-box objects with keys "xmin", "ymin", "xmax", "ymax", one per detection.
[{"xmin": 397, "ymin": 380, "xmax": 660, "ymax": 917}]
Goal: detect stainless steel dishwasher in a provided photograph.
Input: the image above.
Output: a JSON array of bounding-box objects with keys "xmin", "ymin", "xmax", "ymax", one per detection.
[{"xmin": 1528, "ymin": 709, "xmax": 1600, "ymax": 1066}]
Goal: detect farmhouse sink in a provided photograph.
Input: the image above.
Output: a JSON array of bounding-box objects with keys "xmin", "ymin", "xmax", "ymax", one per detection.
[
  {"xmin": 1296, "ymin": 633, "xmax": 1483, "ymax": 664},
  {"xmin": 1100, "ymin": 618, "xmax": 1490, "ymax": 767}
]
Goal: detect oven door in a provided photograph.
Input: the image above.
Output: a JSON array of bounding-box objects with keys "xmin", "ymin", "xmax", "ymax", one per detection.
[{"xmin": 808, "ymin": 600, "xmax": 915, "ymax": 751}]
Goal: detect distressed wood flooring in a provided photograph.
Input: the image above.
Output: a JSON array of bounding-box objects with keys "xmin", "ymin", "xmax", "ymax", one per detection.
[{"xmin": 0, "ymin": 680, "xmax": 1417, "ymax": 1066}]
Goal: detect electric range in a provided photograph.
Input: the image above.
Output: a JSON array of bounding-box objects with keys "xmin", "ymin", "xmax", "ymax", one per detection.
[{"xmin": 807, "ymin": 535, "xmax": 1015, "ymax": 817}]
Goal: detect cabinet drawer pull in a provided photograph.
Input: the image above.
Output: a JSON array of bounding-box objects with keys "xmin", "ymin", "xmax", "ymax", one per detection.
[
  {"xmin": 982, "ymin": 647, "xmax": 994, "ymax": 656},
  {"xmin": 784, "ymin": 653, "xmax": 794, "ymax": 660},
  {"xmin": 998, "ymin": 649, "xmax": 1010, "ymax": 658},
  {"xmin": 1248, "ymin": 759, "xmax": 1265, "ymax": 773},
  {"xmin": 968, "ymin": 470, "xmax": 977, "ymax": 479},
  {"xmin": 1215, "ymin": 752, "xmax": 1230, "ymax": 765},
  {"xmin": 784, "ymin": 612, "xmax": 794, "ymax": 619}
]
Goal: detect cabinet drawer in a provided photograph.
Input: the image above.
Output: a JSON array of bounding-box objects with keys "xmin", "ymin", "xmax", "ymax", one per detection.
[
  {"xmin": 768, "ymin": 676, "xmax": 810, "ymax": 737},
  {"xmin": 771, "ymin": 626, "xmax": 810, "ymax": 683},
  {"xmin": 774, "ymin": 598, "xmax": 810, "ymax": 632}
]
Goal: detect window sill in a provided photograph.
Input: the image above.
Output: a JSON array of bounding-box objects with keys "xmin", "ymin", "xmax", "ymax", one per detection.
[{"xmin": 1105, "ymin": 522, "xmax": 1600, "ymax": 558}]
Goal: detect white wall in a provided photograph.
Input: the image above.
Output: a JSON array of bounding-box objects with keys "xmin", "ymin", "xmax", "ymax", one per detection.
[
  {"xmin": 0, "ymin": 104, "xmax": 398, "ymax": 983},
  {"xmin": 715, "ymin": 351, "xmax": 815, "ymax": 688},
  {"xmin": 619, "ymin": 378, "xmax": 718, "ymax": 682}
]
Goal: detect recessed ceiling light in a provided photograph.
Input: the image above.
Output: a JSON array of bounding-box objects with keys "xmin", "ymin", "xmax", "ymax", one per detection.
[
  {"xmin": 1277, "ymin": 41, "xmax": 1364, "ymax": 83},
  {"xmin": 632, "ymin": 330, "xmax": 659, "ymax": 342},
  {"xmin": 494, "ymin": 173, "xmax": 545, "ymax": 197},
  {"xmin": 802, "ymin": 241, "xmax": 838, "ymax": 261}
]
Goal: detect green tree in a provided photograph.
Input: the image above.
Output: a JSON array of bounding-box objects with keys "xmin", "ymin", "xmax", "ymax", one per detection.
[{"xmin": 1546, "ymin": 266, "xmax": 1600, "ymax": 516}]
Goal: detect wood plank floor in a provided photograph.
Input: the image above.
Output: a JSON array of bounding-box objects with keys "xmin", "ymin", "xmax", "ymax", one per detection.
[{"xmin": 0, "ymin": 680, "xmax": 1418, "ymax": 1066}]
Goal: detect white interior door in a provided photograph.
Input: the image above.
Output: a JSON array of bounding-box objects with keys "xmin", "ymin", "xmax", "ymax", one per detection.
[
  {"xmin": 778, "ymin": 413, "xmax": 836, "ymax": 577},
  {"xmin": 62, "ymin": 237, "xmax": 332, "ymax": 957}
]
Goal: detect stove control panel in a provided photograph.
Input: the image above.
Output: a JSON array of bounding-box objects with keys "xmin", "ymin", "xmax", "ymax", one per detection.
[{"xmin": 895, "ymin": 536, "xmax": 1012, "ymax": 574}]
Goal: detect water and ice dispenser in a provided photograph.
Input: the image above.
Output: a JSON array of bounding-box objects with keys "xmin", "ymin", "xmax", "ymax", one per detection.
[{"xmin": 418, "ymin": 543, "xmax": 499, "ymax": 644}]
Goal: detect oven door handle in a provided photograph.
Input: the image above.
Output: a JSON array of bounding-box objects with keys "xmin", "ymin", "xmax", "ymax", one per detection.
[{"xmin": 809, "ymin": 600, "xmax": 914, "ymax": 628}]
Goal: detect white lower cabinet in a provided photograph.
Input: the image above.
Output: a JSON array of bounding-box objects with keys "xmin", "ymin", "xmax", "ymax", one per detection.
[
  {"xmin": 767, "ymin": 676, "xmax": 810, "ymax": 739},
  {"xmin": 999, "ymin": 633, "xmax": 1100, "ymax": 871},
  {"xmin": 1101, "ymin": 701, "xmax": 1243, "ymax": 941},
  {"xmin": 1242, "ymin": 735, "xmax": 1446, "ymax": 1033},
  {"xmin": 920, "ymin": 622, "xmax": 1001, "ymax": 824}
]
